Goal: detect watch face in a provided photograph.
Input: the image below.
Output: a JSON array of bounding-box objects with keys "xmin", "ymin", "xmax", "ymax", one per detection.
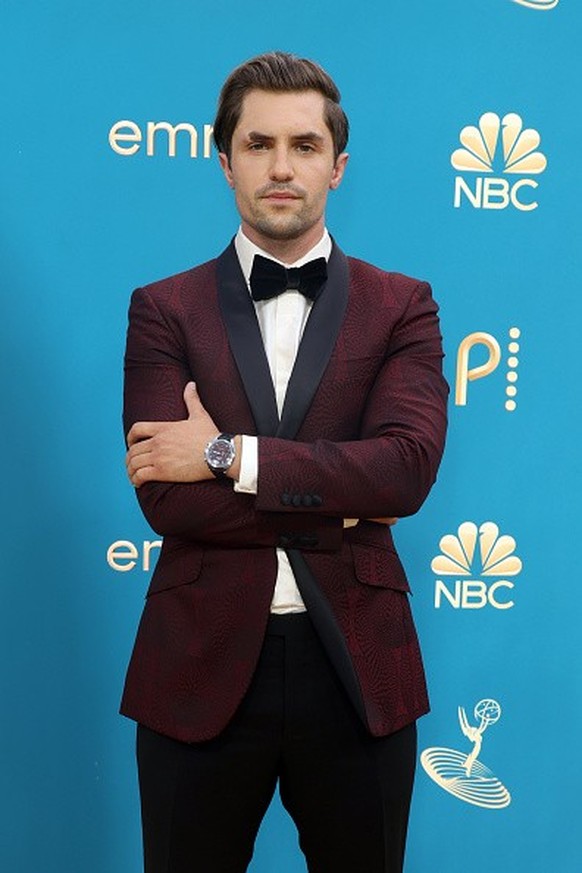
[{"xmin": 206, "ymin": 437, "xmax": 235, "ymax": 470}]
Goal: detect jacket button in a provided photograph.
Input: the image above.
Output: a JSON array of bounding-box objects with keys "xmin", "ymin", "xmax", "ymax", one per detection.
[
  {"xmin": 312, "ymin": 494, "xmax": 323, "ymax": 507},
  {"xmin": 281, "ymin": 492, "xmax": 291, "ymax": 506},
  {"xmin": 292, "ymin": 494, "xmax": 302, "ymax": 507}
]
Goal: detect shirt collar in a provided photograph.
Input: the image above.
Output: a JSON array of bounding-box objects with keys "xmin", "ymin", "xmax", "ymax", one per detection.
[{"xmin": 234, "ymin": 227, "xmax": 332, "ymax": 289}]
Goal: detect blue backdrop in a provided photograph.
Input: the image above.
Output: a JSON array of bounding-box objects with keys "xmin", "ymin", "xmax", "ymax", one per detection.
[{"xmin": 2, "ymin": 1, "xmax": 580, "ymax": 871}]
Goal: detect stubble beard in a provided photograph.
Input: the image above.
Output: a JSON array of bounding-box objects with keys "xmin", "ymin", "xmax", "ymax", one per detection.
[
  {"xmin": 246, "ymin": 185, "xmax": 320, "ymax": 242},
  {"xmin": 249, "ymin": 208, "xmax": 316, "ymax": 241}
]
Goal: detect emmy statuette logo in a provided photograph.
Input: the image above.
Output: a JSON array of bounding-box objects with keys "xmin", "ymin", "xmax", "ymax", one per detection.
[
  {"xmin": 432, "ymin": 522, "xmax": 523, "ymax": 609},
  {"xmin": 421, "ymin": 699, "xmax": 511, "ymax": 809},
  {"xmin": 512, "ymin": 0, "xmax": 559, "ymax": 8},
  {"xmin": 456, "ymin": 327, "xmax": 521, "ymax": 412},
  {"xmin": 452, "ymin": 113, "xmax": 547, "ymax": 210}
]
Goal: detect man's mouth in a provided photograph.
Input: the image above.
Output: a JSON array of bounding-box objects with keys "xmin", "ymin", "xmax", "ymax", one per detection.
[
  {"xmin": 259, "ymin": 186, "xmax": 303, "ymax": 202},
  {"xmin": 262, "ymin": 193, "xmax": 299, "ymax": 200}
]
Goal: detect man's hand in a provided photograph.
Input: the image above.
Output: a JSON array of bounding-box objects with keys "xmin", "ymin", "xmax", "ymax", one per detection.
[
  {"xmin": 126, "ymin": 382, "xmax": 221, "ymax": 487},
  {"xmin": 343, "ymin": 517, "xmax": 398, "ymax": 528}
]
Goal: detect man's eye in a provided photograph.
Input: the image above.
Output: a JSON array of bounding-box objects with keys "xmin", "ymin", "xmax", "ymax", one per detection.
[
  {"xmin": 249, "ymin": 142, "xmax": 268, "ymax": 151},
  {"xmin": 296, "ymin": 143, "xmax": 315, "ymax": 153}
]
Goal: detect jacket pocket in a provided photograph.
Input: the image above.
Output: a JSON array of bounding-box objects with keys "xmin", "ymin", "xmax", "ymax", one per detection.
[
  {"xmin": 146, "ymin": 547, "xmax": 203, "ymax": 597},
  {"xmin": 350, "ymin": 542, "xmax": 411, "ymax": 592}
]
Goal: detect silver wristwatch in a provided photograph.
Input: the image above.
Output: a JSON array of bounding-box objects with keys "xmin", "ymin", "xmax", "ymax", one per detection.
[{"xmin": 204, "ymin": 432, "xmax": 236, "ymax": 478}]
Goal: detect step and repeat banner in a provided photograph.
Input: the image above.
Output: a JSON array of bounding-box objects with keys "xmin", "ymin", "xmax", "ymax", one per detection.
[{"xmin": 2, "ymin": 1, "xmax": 580, "ymax": 871}]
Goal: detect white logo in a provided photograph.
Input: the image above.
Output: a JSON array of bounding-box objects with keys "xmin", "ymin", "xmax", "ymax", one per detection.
[
  {"xmin": 107, "ymin": 538, "xmax": 161, "ymax": 572},
  {"xmin": 513, "ymin": 0, "xmax": 559, "ymax": 9},
  {"xmin": 109, "ymin": 120, "xmax": 214, "ymax": 158},
  {"xmin": 452, "ymin": 113, "xmax": 547, "ymax": 210},
  {"xmin": 432, "ymin": 522, "xmax": 522, "ymax": 609},
  {"xmin": 421, "ymin": 699, "xmax": 511, "ymax": 809},
  {"xmin": 456, "ymin": 327, "xmax": 521, "ymax": 412}
]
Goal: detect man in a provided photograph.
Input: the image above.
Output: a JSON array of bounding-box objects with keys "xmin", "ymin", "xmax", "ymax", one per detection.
[{"xmin": 122, "ymin": 51, "xmax": 448, "ymax": 873}]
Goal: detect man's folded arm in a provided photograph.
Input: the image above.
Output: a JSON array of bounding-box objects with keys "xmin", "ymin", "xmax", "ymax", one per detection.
[
  {"xmin": 253, "ymin": 281, "xmax": 449, "ymax": 520},
  {"xmin": 123, "ymin": 287, "xmax": 342, "ymax": 549},
  {"xmin": 124, "ymin": 279, "xmax": 447, "ymax": 541}
]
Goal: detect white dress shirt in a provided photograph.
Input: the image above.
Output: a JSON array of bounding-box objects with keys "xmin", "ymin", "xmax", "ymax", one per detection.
[{"xmin": 233, "ymin": 227, "xmax": 332, "ymax": 613}]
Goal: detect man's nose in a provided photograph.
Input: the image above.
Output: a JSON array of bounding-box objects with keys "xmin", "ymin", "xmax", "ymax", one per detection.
[{"xmin": 269, "ymin": 147, "xmax": 294, "ymax": 181}]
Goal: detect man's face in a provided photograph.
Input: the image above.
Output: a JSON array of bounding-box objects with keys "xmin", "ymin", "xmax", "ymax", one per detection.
[{"xmin": 219, "ymin": 89, "xmax": 348, "ymax": 254}]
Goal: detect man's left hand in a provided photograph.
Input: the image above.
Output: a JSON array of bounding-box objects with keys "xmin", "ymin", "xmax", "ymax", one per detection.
[{"xmin": 126, "ymin": 382, "xmax": 218, "ymax": 487}]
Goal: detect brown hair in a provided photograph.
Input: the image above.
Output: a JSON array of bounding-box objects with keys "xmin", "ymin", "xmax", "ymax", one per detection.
[{"xmin": 213, "ymin": 51, "xmax": 349, "ymax": 161}]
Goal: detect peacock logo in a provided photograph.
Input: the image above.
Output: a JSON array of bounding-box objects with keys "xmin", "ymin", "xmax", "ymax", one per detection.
[
  {"xmin": 431, "ymin": 522, "xmax": 523, "ymax": 609},
  {"xmin": 451, "ymin": 112, "xmax": 546, "ymax": 176},
  {"xmin": 452, "ymin": 113, "xmax": 547, "ymax": 210}
]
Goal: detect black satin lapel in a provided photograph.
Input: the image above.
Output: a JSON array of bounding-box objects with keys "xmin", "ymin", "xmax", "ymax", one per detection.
[
  {"xmin": 216, "ymin": 243, "xmax": 279, "ymax": 437},
  {"xmin": 277, "ymin": 243, "xmax": 349, "ymax": 439},
  {"xmin": 287, "ymin": 549, "xmax": 367, "ymax": 725}
]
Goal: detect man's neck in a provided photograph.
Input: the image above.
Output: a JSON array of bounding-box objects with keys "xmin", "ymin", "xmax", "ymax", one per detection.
[{"xmin": 241, "ymin": 222, "xmax": 326, "ymax": 265}]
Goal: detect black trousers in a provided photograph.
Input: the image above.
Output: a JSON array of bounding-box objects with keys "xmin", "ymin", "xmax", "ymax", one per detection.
[{"xmin": 137, "ymin": 613, "xmax": 417, "ymax": 873}]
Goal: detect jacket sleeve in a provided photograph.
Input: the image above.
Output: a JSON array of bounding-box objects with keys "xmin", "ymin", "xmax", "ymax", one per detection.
[
  {"xmin": 123, "ymin": 286, "xmax": 343, "ymax": 549},
  {"xmin": 254, "ymin": 280, "xmax": 449, "ymax": 519}
]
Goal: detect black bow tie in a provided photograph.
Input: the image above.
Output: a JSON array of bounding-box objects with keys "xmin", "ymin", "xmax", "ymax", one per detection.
[{"xmin": 249, "ymin": 254, "xmax": 328, "ymax": 302}]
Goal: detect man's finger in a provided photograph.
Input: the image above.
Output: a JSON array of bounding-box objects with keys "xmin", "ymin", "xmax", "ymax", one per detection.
[
  {"xmin": 127, "ymin": 421, "xmax": 163, "ymax": 447},
  {"xmin": 368, "ymin": 517, "xmax": 398, "ymax": 526},
  {"xmin": 130, "ymin": 464, "xmax": 156, "ymax": 488},
  {"xmin": 126, "ymin": 446, "xmax": 153, "ymax": 474},
  {"xmin": 126, "ymin": 439, "xmax": 152, "ymax": 462},
  {"xmin": 126, "ymin": 447, "xmax": 155, "ymax": 483},
  {"xmin": 183, "ymin": 381, "xmax": 204, "ymax": 420}
]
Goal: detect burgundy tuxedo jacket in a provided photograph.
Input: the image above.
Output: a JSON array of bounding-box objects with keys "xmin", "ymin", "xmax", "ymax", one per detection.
[{"xmin": 120, "ymin": 241, "xmax": 448, "ymax": 743}]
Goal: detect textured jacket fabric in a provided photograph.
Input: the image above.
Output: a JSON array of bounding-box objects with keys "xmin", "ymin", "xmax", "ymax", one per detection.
[{"xmin": 120, "ymin": 241, "xmax": 448, "ymax": 743}]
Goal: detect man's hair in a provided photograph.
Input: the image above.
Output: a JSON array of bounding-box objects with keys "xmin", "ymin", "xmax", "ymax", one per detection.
[{"xmin": 213, "ymin": 51, "xmax": 349, "ymax": 161}]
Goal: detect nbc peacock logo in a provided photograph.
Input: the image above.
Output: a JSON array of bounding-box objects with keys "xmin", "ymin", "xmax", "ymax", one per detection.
[
  {"xmin": 432, "ymin": 522, "xmax": 523, "ymax": 610},
  {"xmin": 512, "ymin": 0, "xmax": 559, "ymax": 9},
  {"xmin": 421, "ymin": 698, "xmax": 511, "ymax": 809},
  {"xmin": 452, "ymin": 112, "xmax": 547, "ymax": 211}
]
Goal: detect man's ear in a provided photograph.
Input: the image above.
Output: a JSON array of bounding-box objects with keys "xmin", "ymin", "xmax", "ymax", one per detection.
[
  {"xmin": 329, "ymin": 152, "xmax": 349, "ymax": 191},
  {"xmin": 218, "ymin": 152, "xmax": 235, "ymax": 189}
]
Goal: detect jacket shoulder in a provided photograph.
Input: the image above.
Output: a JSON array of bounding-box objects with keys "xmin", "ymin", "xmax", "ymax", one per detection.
[
  {"xmin": 134, "ymin": 257, "xmax": 218, "ymax": 305},
  {"xmin": 347, "ymin": 256, "xmax": 428, "ymax": 294},
  {"xmin": 345, "ymin": 255, "xmax": 434, "ymax": 313}
]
